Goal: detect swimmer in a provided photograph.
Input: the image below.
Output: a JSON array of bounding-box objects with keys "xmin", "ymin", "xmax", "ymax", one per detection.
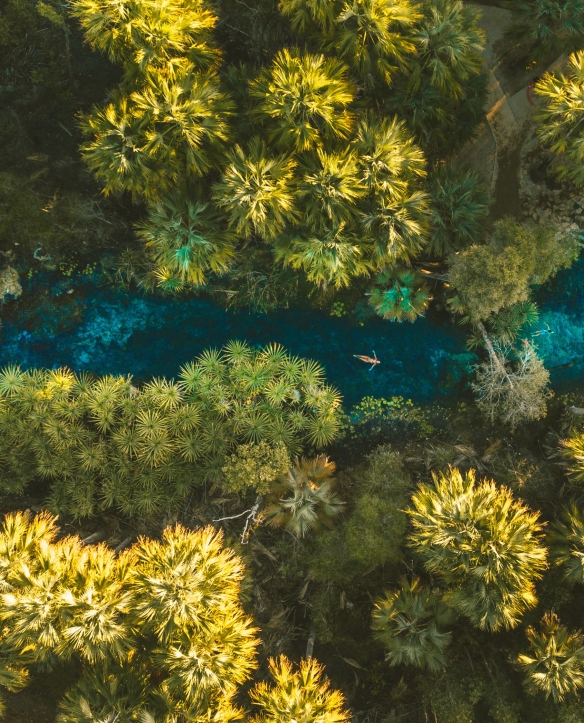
[
  {"xmin": 532, "ymin": 323, "xmax": 554, "ymax": 338},
  {"xmin": 353, "ymin": 351, "xmax": 380, "ymax": 371}
]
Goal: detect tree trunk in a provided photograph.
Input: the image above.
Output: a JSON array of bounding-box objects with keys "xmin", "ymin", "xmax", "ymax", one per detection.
[{"xmin": 476, "ymin": 320, "xmax": 514, "ymax": 388}]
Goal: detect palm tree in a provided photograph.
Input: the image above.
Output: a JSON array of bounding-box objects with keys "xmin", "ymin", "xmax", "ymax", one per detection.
[
  {"xmin": 534, "ymin": 52, "xmax": 584, "ymax": 187},
  {"xmin": 278, "ymin": 0, "xmax": 339, "ymax": 33},
  {"xmin": 297, "ymin": 149, "xmax": 365, "ymax": 231},
  {"xmin": 518, "ymin": 612, "xmax": 584, "ymax": 702},
  {"xmin": 427, "ymin": 164, "xmax": 490, "ymax": 257},
  {"xmin": 136, "ymin": 193, "xmax": 236, "ymax": 286},
  {"xmin": 353, "ymin": 115, "xmax": 429, "ymax": 264},
  {"xmin": 331, "ymin": 0, "xmax": 420, "ymax": 83},
  {"xmin": 549, "ymin": 506, "xmax": 584, "ymax": 584},
  {"xmin": 372, "ymin": 577, "xmax": 453, "ymax": 671},
  {"xmin": 367, "ymin": 267, "xmax": 431, "ymax": 321},
  {"xmin": 70, "ymin": 0, "xmax": 221, "ymax": 77},
  {"xmin": 408, "ymin": 468, "xmax": 548, "ymax": 631},
  {"xmin": 505, "ymin": 0, "xmax": 584, "ymax": 63},
  {"xmin": 276, "ymin": 223, "xmax": 373, "ymax": 288},
  {"xmin": 250, "ymin": 656, "xmax": 350, "ymax": 723},
  {"xmin": 264, "ymin": 456, "xmax": 344, "ymax": 536},
  {"xmin": 250, "ymin": 49, "xmax": 355, "ymax": 152},
  {"xmin": 409, "ymin": 0, "xmax": 485, "ymax": 100},
  {"xmin": 212, "ymin": 138, "xmax": 299, "ymax": 241},
  {"xmin": 80, "ymin": 69, "xmax": 233, "ymax": 201},
  {"xmin": 562, "ymin": 429, "xmax": 584, "ymax": 484}
]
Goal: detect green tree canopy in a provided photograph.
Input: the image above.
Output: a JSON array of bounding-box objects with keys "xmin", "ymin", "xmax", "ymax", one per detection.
[
  {"xmin": 448, "ymin": 218, "xmax": 580, "ymax": 321},
  {"xmin": 408, "ymin": 468, "xmax": 548, "ymax": 631}
]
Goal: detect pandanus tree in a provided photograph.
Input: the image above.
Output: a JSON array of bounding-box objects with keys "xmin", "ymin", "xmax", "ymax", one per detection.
[
  {"xmin": 80, "ymin": 69, "xmax": 233, "ymax": 200},
  {"xmin": 372, "ymin": 577, "xmax": 453, "ymax": 671},
  {"xmin": 264, "ymin": 455, "xmax": 344, "ymax": 536},
  {"xmin": 213, "ymin": 138, "xmax": 299, "ymax": 241},
  {"xmin": 250, "ymin": 656, "xmax": 350, "ymax": 723},
  {"xmin": 549, "ymin": 506, "xmax": 584, "ymax": 584},
  {"xmin": 408, "ymin": 468, "xmax": 548, "ymax": 631},
  {"xmin": 250, "ymin": 49, "xmax": 355, "ymax": 152},
  {"xmin": 518, "ymin": 612, "xmax": 584, "ymax": 702},
  {"xmin": 367, "ymin": 267, "xmax": 431, "ymax": 321},
  {"xmin": 535, "ymin": 52, "xmax": 584, "ymax": 187},
  {"xmin": 0, "ymin": 345, "xmax": 342, "ymax": 518},
  {"xmin": 136, "ymin": 192, "xmax": 236, "ymax": 286},
  {"xmin": 505, "ymin": 0, "xmax": 584, "ymax": 63}
]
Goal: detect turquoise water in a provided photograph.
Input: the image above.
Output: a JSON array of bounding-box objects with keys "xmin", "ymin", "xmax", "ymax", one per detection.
[
  {"xmin": 0, "ymin": 275, "xmax": 474, "ymax": 407},
  {"xmin": 1, "ymin": 258, "xmax": 583, "ymax": 407}
]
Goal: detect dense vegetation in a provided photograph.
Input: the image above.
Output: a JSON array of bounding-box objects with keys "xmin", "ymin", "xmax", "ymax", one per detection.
[{"xmin": 3, "ymin": 0, "xmax": 584, "ymax": 721}]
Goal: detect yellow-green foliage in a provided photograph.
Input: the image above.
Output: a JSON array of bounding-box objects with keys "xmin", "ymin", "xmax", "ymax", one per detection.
[
  {"xmin": 0, "ymin": 511, "xmax": 258, "ymax": 722},
  {"xmin": 222, "ymin": 441, "xmax": 291, "ymax": 494},
  {"xmin": 0, "ymin": 343, "xmax": 342, "ymax": 518},
  {"xmin": 250, "ymin": 656, "xmax": 350, "ymax": 723},
  {"xmin": 449, "ymin": 218, "xmax": 579, "ymax": 321},
  {"xmin": 408, "ymin": 468, "xmax": 548, "ymax": 631}
]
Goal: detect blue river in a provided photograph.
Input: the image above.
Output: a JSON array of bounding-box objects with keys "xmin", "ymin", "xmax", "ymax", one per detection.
[{"xmin": 0, "ymin": 258, "xmax": 583, "ymax": 408}]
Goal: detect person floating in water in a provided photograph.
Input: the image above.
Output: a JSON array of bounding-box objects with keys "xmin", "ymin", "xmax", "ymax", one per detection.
[
  {"xmin": 532, "ymin": 323, "xmax": 554, "ymax": 338},
  {"xmin": 354, "ymin": 351, "xmax": 380, "ymax": 371}
]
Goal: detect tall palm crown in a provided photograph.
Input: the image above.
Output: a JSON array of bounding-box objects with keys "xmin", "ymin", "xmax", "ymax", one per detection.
[
  {"xmin": 81, "ymin": 70, "xmax": 233, "ymax": 200},
  {"xmin": 298, "ymin": 149, "xmax": 365, "ymax": 231},
  {"xmin": 408, "ymin": 468, "xmax": 548, "ymax": 631},
  {"xmin": 264, "ymin": 455, "xmax": 344, "ymax": 536},
  {"xmin": 427, "ymin": 164, "xmax": 490, "ymax": 257},
  {"xmin": 276, "ymin": 224, "xmax": 372, "ymax": 288},
  {"xmin": 355, "ymin": 114, "xmax": 428, "ymax": 264},
  {"xmin": 250, "ymin": 656, "xmax": 350, "ymax": 723},
  {"xmin": 549, "ymin": 505, "xmax": 584, "ymax": 584},
  {"xmin": 372, "ymin": 577, "xmax": 453, "ymax": 672},
  {"xmin": 409, "ymin": 0, "xmax": 485, "ymax": 99},
  {"xmin": 70, "ymin": 0, "xmax": 220, "ymax": 78},
  {"xmin": 367, "ymin": 267, "xmax": 431, "ymax": 321},
  {"xmin": 518, "ymin": 612, "xmax": 584, "ymax": 702},
  {"xmin": 250, "ymin": 49, "xmax": 355, "ymax": 152},
  {"xmin": 136, "ymin": 194, "xmax": 236, "ymax": 286},
  {"xmin": 505, "ymin": 0, "xmax": 584, "ymax": 62},
  {"xmin": 213, "ymin": 138, "xmax": 299, "ymax": 240},
  {"xmin": 535, "ymin": 51, "xmax": 584, "ymax": 187},
  {"xmin": 332, "ymin": 0, "xmax": 420, "ymax": 81}
]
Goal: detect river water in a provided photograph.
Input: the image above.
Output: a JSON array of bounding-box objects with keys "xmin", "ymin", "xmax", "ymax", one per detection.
[{"xmin": 0, "ymin": 258, "xmax": 583, "ymax": 408}]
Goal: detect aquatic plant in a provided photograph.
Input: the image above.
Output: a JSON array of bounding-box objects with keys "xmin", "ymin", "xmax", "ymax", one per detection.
[
  {"xmin": 0, "ymin": 345, "xmax": 342, "ymax": 517},
  {"xmin": 372, "ymin": 577, "xmax": 453, "ymax": 672},
  {"xmin": 264, "ymin": 455, "xmax": 344, "ymax": 537},
  {"xmin": 518, "ymin": 612, "xmax": 584, "ymax": 702},
  {"xmin": 408, "ymin": 468, "xmax": 548, "ymax": 631},
  {"xmin": 367, "ymin": 267, "xmax": 431, "ymax": 322}
]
